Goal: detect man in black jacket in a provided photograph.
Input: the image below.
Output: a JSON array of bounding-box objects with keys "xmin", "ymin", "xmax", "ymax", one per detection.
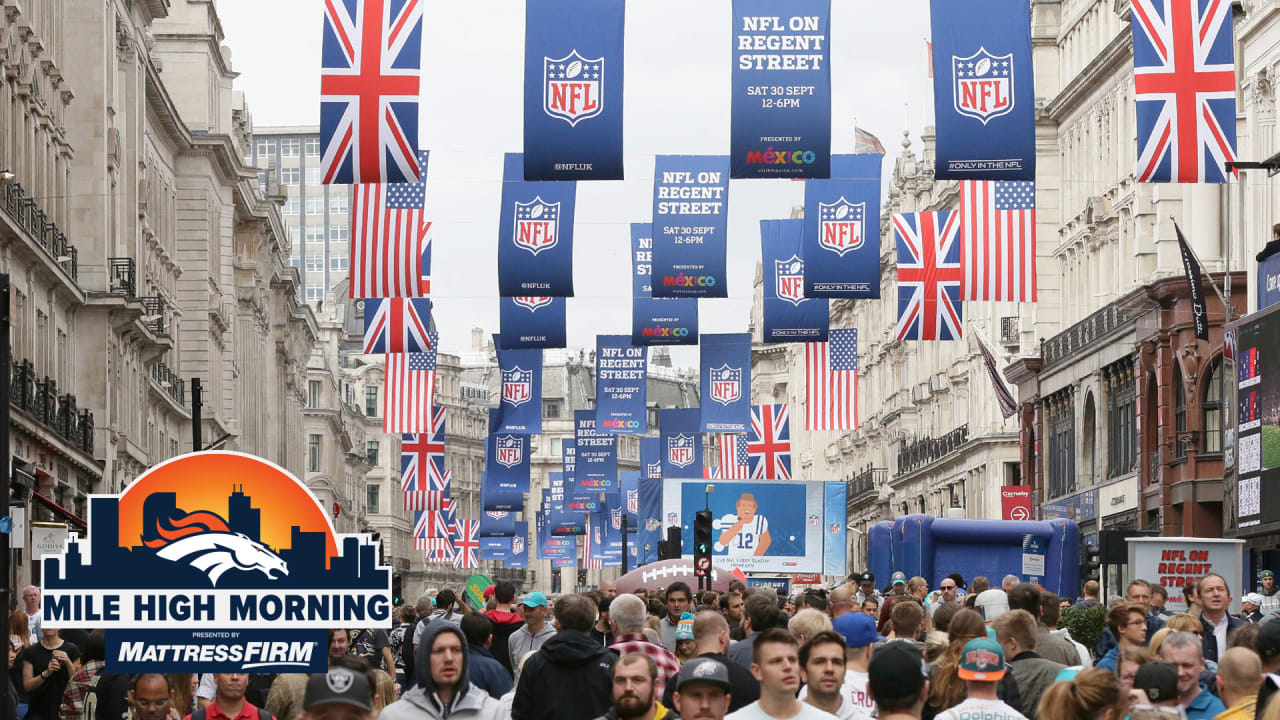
[
  {"xmin": 662, "ymin": 610, "xmax": 759, "ymax": 712},
  {"xmin": 512, "ymin": 594, "xmax": 617, "ymax": 720}
]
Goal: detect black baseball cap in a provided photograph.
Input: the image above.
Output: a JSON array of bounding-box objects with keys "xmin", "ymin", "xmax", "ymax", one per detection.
[
  {"xmin": 675, "ymin": 657, "xmax": 732, "ymax": 693},
  {"xmin": 1133, "ymin": 663, "xmax": 1179, "ymax": 704},
  {"xmin": 869, "ymin": 640, "xmax": 928, "ymax": 701},
  {"xmin": 304, "ymin": 667, "xmax": 373, "ymax": 712},
  {"xmin": 1258, "ymin": 620, "xmax": 1280, "ymax": 660},
  {"xmin": 860, "ymin": 571, "xmax": 876, "ymax": 583}
]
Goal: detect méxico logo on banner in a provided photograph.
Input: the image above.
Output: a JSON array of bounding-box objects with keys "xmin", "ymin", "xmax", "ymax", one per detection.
[{"xmin": 631, "ymin": 223, "xmax": 699, "ymax": 346}]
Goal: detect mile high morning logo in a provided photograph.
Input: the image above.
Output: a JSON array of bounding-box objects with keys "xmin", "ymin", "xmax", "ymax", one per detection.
[{"xmin": 40, "ymin": 452, "xmax": 391, "ymax": 673}]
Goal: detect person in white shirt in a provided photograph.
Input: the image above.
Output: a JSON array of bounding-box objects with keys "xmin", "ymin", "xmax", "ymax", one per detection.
[
  {"xmin": 800, "ymin": 608, "xmax": 878, "ymax": 718},
  {"xmin": 717, "ymin": 494, "xmax": 771, "ymax": 558},
  {"xmin": 934, "ymin": 637, "xmax": 1026, "ymax": 720},
  {"xmin": 22, "ymin": 586, "xmax": 41, "ymax": 645},
  {"xmin": 726, "ymin": 628, "xmax": 836, "ymax": 720},
  {"xmin": 799, "ymin": 631, "xmax": 868, "ymax": 720}
]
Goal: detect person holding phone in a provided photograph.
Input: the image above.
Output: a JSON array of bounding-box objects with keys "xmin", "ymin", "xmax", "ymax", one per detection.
[{"xmin": 21, "ymin": 627, "xmax": 80, "ymax": 720}]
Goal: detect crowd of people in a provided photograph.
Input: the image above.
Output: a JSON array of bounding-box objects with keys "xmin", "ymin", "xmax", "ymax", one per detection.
[{"xmin": 6, "ymin": 570, "xmax": 1280, "ymax": 720}]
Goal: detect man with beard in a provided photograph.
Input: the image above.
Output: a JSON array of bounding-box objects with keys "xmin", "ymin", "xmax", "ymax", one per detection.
[
  {"xmin": 799, "ymin": 631, "xmax": 864, "ymax": 720},
  {"xmin": 379, "ymin": 623, "xmax": 503, "ymax": 720},
  {"xmin": 1259, "ymin": 570, "xmax": 1280, "ymax": 617},
  {"xmin": 592, "ymin": 654, "xmax": 673, "ymax": 720},
  {"xmin": 726, "ymin": 629, "xmax": 834, "ymax": 720}
]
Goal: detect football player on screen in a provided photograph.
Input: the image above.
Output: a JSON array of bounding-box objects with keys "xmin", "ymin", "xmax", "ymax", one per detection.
[{"xmin": 715, "ymin": 492, "xmax": 772, "ymax": 557}]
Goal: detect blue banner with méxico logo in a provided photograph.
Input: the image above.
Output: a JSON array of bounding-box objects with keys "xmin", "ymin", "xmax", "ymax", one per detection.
[
  {"xmin": 802, "ymin": 153, "xmax": 883, "ymax": 298},
  {"xmin": 651, "ymin": 156, "xmax": 730, "ymax": 298},
  {"xmin": 631, "ymin": 223, "xmax": 698, "ymax": 346},
  {"xmin": 494, "ymin": 336, "xmax": 542, "ymax": 433},
  {"xmin": 930, "ymin": 0, "xmax": 1035, "ymax": 180},
  {"xmin": 523, "ymin": 0, "xmax": 624, "ymax": 181},
  {"xmin": 546, "ymin": 476, "xmax": 585, "ymax": 536},
  {"xmin": 486, "ymin": 409, "xmax": 530, "ymax": 501},
  {"xmin": 640, "ymin": 437, "xmax": 663, "ymax": 480},
  {"xmin": 637, "ymin": 477, "xmax": 662, "ymax": 564},
  {"xmin": 574, "ymin": 410, "xmax": 618, "ymax": 496},
  {"xmin": 499, "ymin": 296, "xmax": 567, "ymax": 349},
  {"xmin": 562, "ymin": 438, "xmax": 576, "ymax": 483},
  {"xmin": 762, "ymin": 219, "xmax": 829, "ymax": 342},
  {"xmin": 497, "ymin": 153, "xmax": 577, "ymax": 296},
  {"xmin": 596, "ymin": 335, "xmax": 647, "ymax": 433},
  {"xmin": 730, "ymin": 0, "xmax": 831, "ymax": 179},
  {"xmin": 700, "ymin": 333, "xmax": 752, "ymax": 433},
  {"xmin": 660, "ymin": 408, "xmax": 703, "ymax": 478}
]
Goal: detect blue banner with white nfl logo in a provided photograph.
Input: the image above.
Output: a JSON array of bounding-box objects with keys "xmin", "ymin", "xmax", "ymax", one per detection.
[
  {"xmin": 547, "ymin": 476, "xmax": 585, "ymax": 536},
  {"xmin": 479, "ymin": 504, "xmax": 517, "ymax": 537},
  {"xmin": 493, "ymin": 336, "xmax": 542, "ymax": 433},
  {"xmin": 486, "ymin": 409, "xmax": 530, "ymax": 498},
  {"xmin": 620, "ymin": 471, "xmax": 641, "ymax": 532},
  {"xmin": 659, "ymin": 408, "xmax": 703, "ymax": 479},
  {"xmin": 480, "ymin": 536, "xmax": 510, "ymax": 562},
  {"xmin": 524, "ymin": 0, "xmax": 624, "ymax": 181},
  {"xmin": 823, "ymin": 481, "xmax": 847, "ymax": 577},
  {"xmin": 802, "ymin": 154, "xmax": 883, "ymax": 298},
  {"xmin": 930, "ymin": 0, "xmax": 1035, "ymax": 180},
  {"xmin": 700, "ymin": 333, "xmax": 752, "ymax": 433},
  {"xmin": 595, "ymin": 335, "xmax": 647, "ymax": 433},
  {"xmin": 762, "ymin": 219, "xmax": 829, "ymax": 342},
  {"xmin": 499, "ymin": 296, "xmax": 566, "ymax": 349},
  {"xmin": 640, "ymin": 437, "xmax": 663, "ymax": 480},
  {"xmin": 498, "ymin": 153, "xmax": 576, "ymax": 296},
  {"xmin": 631, "ymin": 223, "xmax": 699, "ymax": 346},
  {"xmin": 730, "ymin": 0, "xmax": 831, "ymax": 179},
  {"xmin": 510, "ymin": 521, "xmax": 530, "ymax": 568},
  {"xmin": 637, "ymin": 477, "xmax": 662, "ymax": 564},
  {"xmin": 574, "ymin": 410, "xmax": 618, "ymax": 495},
  {"xmin": 651, "ymin": 156, "xmax": 730, "ymax": 298}
]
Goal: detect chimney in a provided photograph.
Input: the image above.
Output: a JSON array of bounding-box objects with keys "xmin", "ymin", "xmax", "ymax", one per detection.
[{"xmin": 471, "ymin": 327, "xmax": 483, "ymax": 351}]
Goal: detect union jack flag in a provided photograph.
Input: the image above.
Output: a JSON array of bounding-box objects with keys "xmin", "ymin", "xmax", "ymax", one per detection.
[
  {"xmin": 715, "ymin": 434, "xmax": 750, "ymax": 479},
  {"xmin": 384, "ymin": 342, "xmax": 437, "ymax": 434},
  {"xmin": 894, "ymin": 211, "xmax": 963, "ymax": 341},
  {"xmin": 349, "ymin": 151, "xmax": 431, "ymax": 299},
  {"xmin": 1131, "ymin": 0, "xmax": 1237, "ymax": 183},
  {"xmin": 414, "ymin": 511, "xmax": 453, "ymax": 551},
  {"xmin": 748, "ymin": 404, "xmax": 792, "ymax": 480},
  {"xmin": 320, "ymin": 0, "xmax": 422, "ymax": 184},
  {"xmin": 363, "ymin": 298, "xmax": 433, "ymax": 354},
  {"xmin": 452, "ymin": 519, "xmax": 480, "ymax": 569},
  {"xmin": 400, "ymin": 408, "xmax": 447, "ymax": 503}
]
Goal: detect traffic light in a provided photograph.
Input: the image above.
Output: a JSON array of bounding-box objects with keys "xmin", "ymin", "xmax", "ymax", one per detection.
[
  {"xmin": 1081, "ymin": 546, "xmax": 1101, "ymax": 584},
  {"xmin": 693, "ymin": 509, "xmax": 713, "ymax": 579},
  {"xmin": 392, "ymin": 574, "xmax": 403, "ymax": 607}
]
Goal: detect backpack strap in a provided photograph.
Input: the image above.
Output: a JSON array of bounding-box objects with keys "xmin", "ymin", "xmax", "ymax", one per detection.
[
  {"xmin": 258, "ymin": 708, "xmax": 271, "ymax": 720},
  {"xmin": 193, "ymin": 708, "xmax": 206, "ymax": 720}
]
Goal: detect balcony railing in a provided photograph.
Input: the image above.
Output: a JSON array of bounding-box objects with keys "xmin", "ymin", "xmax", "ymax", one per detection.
[
  {"xmin": 1, "ymin": 183, "xmax": 80, "ymax": 281},
  {"xmin": 150, "ymin": 362, "xmax": 186, "ymax": 408},
  {"xmin": 9, "ymin": 358, "xmax": 95, "ymax": 455},
  {"xmin": 897, "ymin": 424, "xmax": 970, "ymax": 475},
  {"xmin": 848, "ymin": 467, "xmax": 889, "ymax": 499},
  {"xmin": 108, "ymin": 257, "xmax": 136, "ymax": 297},
  {"xmin": 139, "ymin": 296, "xmax": 168, "ymax": 336}
]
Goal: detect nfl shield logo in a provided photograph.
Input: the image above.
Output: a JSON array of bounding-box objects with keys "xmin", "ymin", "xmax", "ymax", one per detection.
[
  {"xmin": 502, "ymin": 366, "xmax": 533, "ymax": 407},
  {"xmin": 512, "ymin": 535, "xmax": 525, "ymax": 554},
  {"xmin": 611, "ymin": 507, "xmax": 622, "ymax": 530},
  {"xmin": 514, "ymin": 296, "xmax": 553, "ymax": 312},
  {"xmin": 668, "ymin": 433, "xmax": 695, "ymax": 468},
  {"xmin": 646, "ymin": 461, "xmax": 662, "ymax": 479},
  {"xmin": 710, "ymin": 364, "xmax": 742, "ymax": 406},
  {"xmin": 514, "ymin": 197, "xmax": 560, "ymax": 256},
  {"xmin": 487, "ymin": 510, "xmax": 509, "ymax": 520},
  {"xmin": 543, "ymin": 50, "xmax": 604, "ymax": 127},
  {"xmin": 952, "ymin": 47, "xmax": 1014, "ymax": 124},
  {"xmin": 646, "ymin": 518, "xmax": 661, "ymax": 531},
  {"xmin": 666, "ymin": 512, "xmax": 678, "ymax": 526},
  {"xmin": 830, "ymin": 521, "xmax": 842, "ymax": 535},
  {"xmin": 818, "ymin": 197, "xmax": 865, "ymax": 256},
  {"xmin": 496, "ymin": 435, "xmax": 523, "ymax": 468},
  {"xmin": 627, "ymin": 489, "xmax": 638, "ymax": 515},
  {"xmin": 808, "ymin": 514, "xmax": 820, "ymax": 527},
  {"xmin": 774, "ymin": 255, "xmax": 806, "ymax": 306}
]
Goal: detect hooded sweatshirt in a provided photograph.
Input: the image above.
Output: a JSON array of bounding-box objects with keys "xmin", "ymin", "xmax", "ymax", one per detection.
[
  {"xmin": 484, "ymin": 608, "xmax": 525, "ymax": 676},
  {"xmin": 380, "ymin": 623, "xmax": 504, "ymax": 720},
  {"xmin": 511, "ymin": 630, "xmax": 617, "ymax": 720}
]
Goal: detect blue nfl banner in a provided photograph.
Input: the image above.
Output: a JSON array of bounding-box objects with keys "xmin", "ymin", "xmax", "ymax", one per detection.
[
  {"xmin": 595, "ymin": 335, "xmax": 647, "ymax": 433},
  {"xmin": 700, "ymin": 333, "xmax": 753, "ymax": 433},
  {"xmin": 494, "ymin": 336, "xmax": 543, "ymax": 433},
  {"xmin": 659, "ymin": 408, "xmax": 703, "ymax": 478},
  {"xmin": 574, "ymin": 410, "xmax": 618, "ymax": 495},
  {"xmin": 822, "ymin": 481, "xmax": 847, "ymax": 577},
  {"xmin": 497, "ymin": 153, "xmax": 577, "ymax": 296},
  {"xmin": 499, "ymin": 296, "xmax": 567, "ymax": 349},
  {"xmin": 930, "ymin": 0, "xmax": 1035, "ymax": 181},
  {"xmin": 631, "ymin": 223, "xmax": 698, "ymax": 346},
  {"xmin": 651, "ymin": 156, "xmax": 731, "ymax": 298},
  {"xmin": 509, "ymin": 521, "xmax": 530, "ymax": 568},
  {"xmin": 762, "ymin": 219, "xmax": 829, "ymax": 342},
  {"xmin": 802, "ymin": 154, "xmax": 883, "ymax": 297},
  {"xmin": 486, "ymin": 409, "xmax": 530, "ymax": 497},
  {"xmin": 620, "ymin": 471, "xmax": 641, "ymax": 531},
  {"xmin": 562, "ymin": 438, "xmax": 576, "ymax": 483},
  {"xmin": 480, "ymin": 536, "xmax": 511, "ymax": 562},
  {"xmin": 640, "ymin": 437, "xmax": 663, "ymax": 480},
  {"xmin": 637, "ymin": 477, "xmax": 662, "ymax": 564},
  {"xmin": 730, "ymin": 0, "xmax": 832, "ymax": 179},
  {"xmin": 479, "ymin": 507, "xmax": 516, "ymax": 537},
  {"xmin": 524, "ymin": 0, "xmax": 625, "ymax": 181}
]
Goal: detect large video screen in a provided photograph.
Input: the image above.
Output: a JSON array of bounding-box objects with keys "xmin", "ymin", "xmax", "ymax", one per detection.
[{"xmin": 1236, "ymin": 307, "xmax": 1280, "ymax": 529}]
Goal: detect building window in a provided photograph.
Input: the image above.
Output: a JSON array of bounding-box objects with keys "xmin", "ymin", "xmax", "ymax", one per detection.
[
  {"xmin": 306, "ymin": 195, "xmax": 324, "ymax": 215},
  {"xmin": 330, "ymin": 193, "xmax": 349, "ymax": 214},
  {"xmin": 306, "ymin": 167, "xmax": 321, "ymax": 185},
  {"xmin": 308, "ymin": 434, "xmax": 321, "ymax": 472},
  {"xmin": 281, "ymin": 139, "xmax": 300, "ymax": 158},
  {"xmin": 308, "ymin": 380, "xmax": 321, "ymax": 408},
  {"xmin": 256, "ymin": 139, "xmax": 275, "ymax": 157},
  {"xmin": 366, "ymin": 386, "xmax": 379, "ymax": 417},
  {"xmin": 330, "ymin": 226, "xmax": 349, "ymax": 243},
  {"xmin": 1203, "ymin": 358, "xmax": 1223, "ymax": 454},
  {"xmin": 288, "ymin": 256, "xmax": 301, "ymax": 268},
  {"xmin": 306, "ymin": 286, "xmax": 323, "ymax": 301},
  {"xmin": 1105, "ymin": 359, "xmax": 1137, "ymax": 478},
  {"xmin": 366, "ymin": 441, "xmax": 380, "ymax": 465},
  {"xmin": 1045, "ymin": 390, "xmax": 1076, "ymax": 499},
  {"xmin": 544, "ymin": 401, "xmax": 560, "ymax": 419},
  {"xmin": 306, "ymin": 256, "xmax": 323, "ymax": 273},
  {"xmin": 366, "ymin": 483, "xmax": 380, "ymax": 515},
  {"xmin": 306, "ymin": 227, "xmax": 325, "ymax": 244},
  {"xmin": 280, "ymin": 167, "xmax": 301, "ymax": 185},
  {"xmin": 305, "ymin": 138, "xmax": 320, "ymax": 156},
  {"xmin": 283, "ymin": 198, "xmax": 299, "ymax": 215},
  {"xmin": 1175, "ymin": 371, "xmax": 1187, "ymax": 459},
  {"xmin": 330, "ymin": 255, "xmax": 349, "ymax": 271}
]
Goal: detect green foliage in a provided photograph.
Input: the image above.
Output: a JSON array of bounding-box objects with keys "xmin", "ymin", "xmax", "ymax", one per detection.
[
  {"xmin": 1060, "ymin": 604, "xmax": 1107, "ymax": 654},
  {"xmin": 1261, "ymin": 425, "xmax": 1280, "ymax": 471}
]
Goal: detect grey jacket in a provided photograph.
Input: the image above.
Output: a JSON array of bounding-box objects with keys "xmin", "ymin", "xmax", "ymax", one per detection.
[
  {"xmin": 1009, "ymin": 651, "xmax": 1066, "ymax": 720},
  {"xmin": 381, "ymin": 623, "xmax": 503, "ymax": 720},
  {"xmin": 1034, "ymin": 625, "xmax": 1084, "ymax": 668}
]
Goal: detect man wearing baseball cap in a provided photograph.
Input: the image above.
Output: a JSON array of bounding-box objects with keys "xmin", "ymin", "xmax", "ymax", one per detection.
[
  {"xmin": 300, "ymin": 666, "xmax": 375, "ymax": 720},
  {"xmin": 672, "ymin": 658, "xmax": 734, "ymax": 720},
  {"xmin": 508, "ymin": 591, "xmax": 556, "ymax": 682},
  {"xmin": 1259, "ymin": 570, "xmax": 1279, "ymax": 617},
  {"xmin": 1132, "ymin": 662, "xmax": 1181, "ymax": 708},
  {"xmin": 934, "ymin": 638, "xmax": 1026, "ymax": 720},
  {"xmin": 799, "ymin": 610, "xmax": 878, "ymax": 718},
  {"xmin": 868, "ymin": 642, "xmax": 930, "ymax": 720},
  {"xmin": 381, "ymin": 623, "xmax": 503, "ymax": 720},
  {"xmin": 1242, "ymin": 594, "xmax": 1265, "ymax": 624},
  {"xmin": 856, "ymin": 572, "xmax": 882, "ymax": 607}
]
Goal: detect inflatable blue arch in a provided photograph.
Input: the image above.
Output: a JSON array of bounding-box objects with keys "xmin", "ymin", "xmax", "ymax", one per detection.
[{"xmin": 867, "ymin": 514, "xmax": 1080, "ymax": 598}]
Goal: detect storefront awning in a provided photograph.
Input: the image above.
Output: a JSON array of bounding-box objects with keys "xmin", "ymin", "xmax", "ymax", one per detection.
[{"xmin": 30, "ymin": 490, "xmax": 86, "ymax": 529}]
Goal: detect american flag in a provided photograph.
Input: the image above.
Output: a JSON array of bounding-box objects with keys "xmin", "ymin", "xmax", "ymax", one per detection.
[
  {"xmin": 748, "ymin": 404, "xmax": 792, "ymax": 480},
  {"xmin": 894, "ymin": 211, "xmax": 963, "ymax": 341},
  {"xmin": 320, "ymin": 0, "xmax": 421, "ymax": 184},
  {"xmin": 960, "ymin": 181, "xmax": 1037, "ymax": 302},
  {"xmin": 716, "ymin": 434, "xmax": 750, "ymax": 479},
  {"xmin": 383, "ymin": 343, "xmax": 437, "ymax": 433},
  {"xmin": 349, "ymin": 149, "xmax": 430, "ymax": 299},
  {"xmin": 1132, "ymin": 0, "xmax": 1236, "ymax": 183},
  {"xmin": 414, "ymin": 511, "xmax": 451, "ymax": 550},
  {"xmin": 805, "ymin": 329, "xmax": 859, "ymax": 431},
  {"xmin": 424, "ymin": 537, "xmax": 454, "ymax": 562},
  {"xmin": 452, "ymin": 519, "xmax": 480, "ymax": 569},
  {"xmin": 363, "ymin": 298, "xmax": 433, "ymax": 354},
  {"xmin": 582, "ymin": 517, "xmax": 603, "ymax": 570}
]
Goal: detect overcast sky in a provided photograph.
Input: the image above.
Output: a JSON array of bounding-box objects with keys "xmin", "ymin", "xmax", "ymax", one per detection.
[{"xmin": 218, "ymin": 0, "xmax": 930, "ymax": 366}]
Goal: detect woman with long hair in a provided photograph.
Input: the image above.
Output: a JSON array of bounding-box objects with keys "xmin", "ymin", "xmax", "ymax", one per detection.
[
  {"xmin": 168, "ymin": 674, "xmax": 196, "ymax": 717},
  {"xmin": 1038, "ymin": 668, "xmax": 1129, "ymax": 720},
  {"xmin": 924, "ymin": 609, "xmax": 1022, "ymax": 720},
  {"xmin": 7, "ymin": 611, "xmax": 28, "ymax": 720}
]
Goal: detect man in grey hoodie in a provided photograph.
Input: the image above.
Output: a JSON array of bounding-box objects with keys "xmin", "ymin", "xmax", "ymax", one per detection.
[{"xmin": 380, "ymin": 623, "xmax": 503, "ymax": 720}]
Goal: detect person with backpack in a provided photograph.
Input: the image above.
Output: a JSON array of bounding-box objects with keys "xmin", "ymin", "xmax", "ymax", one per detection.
[
  {"xmin": 485, "ymin": 582, "xmax": 526, "ymax": 677},
  {"xmin": 388, "ymin": 605, "xmax": 416, "ymax": 687},
  {"xmin": 351, "ymin": 627, "xmax": 394, "ymax": 673},
  {"xmin": 401, "ymin": 596, "xmax": 436, "ymax": 693}
]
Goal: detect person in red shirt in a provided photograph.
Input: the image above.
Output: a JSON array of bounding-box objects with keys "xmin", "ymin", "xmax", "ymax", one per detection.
[{"xmin": 185, "ymin": 674, "xmax": 272, "ymax": 720}]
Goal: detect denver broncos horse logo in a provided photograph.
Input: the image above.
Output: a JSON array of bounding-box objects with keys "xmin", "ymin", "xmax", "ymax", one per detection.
[{"xmin": 141, "ymin": 504, "xmax": 288, "ymax": 586}]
